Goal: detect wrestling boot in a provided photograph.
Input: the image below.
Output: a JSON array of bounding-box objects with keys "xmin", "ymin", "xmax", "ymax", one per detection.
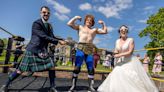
[
  {"xmin": 68, "ymin": 77, "xmax": 77, "ymax": 92},
  {"xmin": 0, "ymin": 85, "xmax": 8, "ymax": 92},
  {"xmin": 49, "ymin": 86, "xmax": 58, "ymax": 92},
  {"xmin": 88, "ymin": 78, "xmax": 96, "ymax": 92}
]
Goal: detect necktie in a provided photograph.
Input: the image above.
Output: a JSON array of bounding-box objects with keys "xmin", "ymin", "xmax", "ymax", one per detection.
[{"xmin": 44, "ymin": 23, "xmax": 49, "ymax": 30}]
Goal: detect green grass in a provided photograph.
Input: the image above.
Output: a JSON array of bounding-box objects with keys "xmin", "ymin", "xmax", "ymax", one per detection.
[
  {"xmin": 0, "ymin": 52, "xmax": 164, "ymax": 75},
  {"xmin": 56, "ymin": 61, "xmax": 164, "ymax": 75},
  {"xmin": 55, "ymin": 60, "xmax": 112, "ymax": 72}
]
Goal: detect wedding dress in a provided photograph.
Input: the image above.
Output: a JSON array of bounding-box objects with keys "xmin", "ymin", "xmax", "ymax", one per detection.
[{"xmin": 97, "ymin": 38, "xmax": 158, "ymax": 92}]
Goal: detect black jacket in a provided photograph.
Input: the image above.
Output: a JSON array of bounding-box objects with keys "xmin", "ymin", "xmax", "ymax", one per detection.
[{"xmin": 26, "ymin": 19, "xmax": 61, "ymax": 53}]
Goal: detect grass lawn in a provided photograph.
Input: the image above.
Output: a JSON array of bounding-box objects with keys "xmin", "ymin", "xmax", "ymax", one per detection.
[
  {"xmin": 0, "ymin": 52, "xmax": 164, "ymax": 75},
  {"xmin": 56, "ymin": 61, "xmax": 164, "ymax": 75},
  {"xmin": 55, "ymin": 64, "xmax": 112, "ymax": 73}
]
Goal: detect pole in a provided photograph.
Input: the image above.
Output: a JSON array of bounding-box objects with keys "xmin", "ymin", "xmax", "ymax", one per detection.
[{"xmin": 3, "ymin": 38, "xmax": 13, "ymax": 73}]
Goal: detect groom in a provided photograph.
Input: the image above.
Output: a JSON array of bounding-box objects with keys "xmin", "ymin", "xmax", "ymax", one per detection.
[{"xmin": 0, "ymin": 6, "xmax": 66, "ymax": 92}]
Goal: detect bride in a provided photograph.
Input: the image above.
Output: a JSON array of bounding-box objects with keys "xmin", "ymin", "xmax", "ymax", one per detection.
[{"xmin": 97, "ymin": 25, "xmax": 158, "ymax": 92}]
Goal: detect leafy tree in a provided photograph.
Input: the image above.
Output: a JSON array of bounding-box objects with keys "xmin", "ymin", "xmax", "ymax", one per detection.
[{"xmin": 139, "ymin": 8, "xmax": 164, "ymax": 62}]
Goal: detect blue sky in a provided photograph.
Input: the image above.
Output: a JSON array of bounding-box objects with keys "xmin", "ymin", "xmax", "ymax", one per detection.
[{"xmin": 0, "ymin": 0, "xmax": 163, "ymax": 58}]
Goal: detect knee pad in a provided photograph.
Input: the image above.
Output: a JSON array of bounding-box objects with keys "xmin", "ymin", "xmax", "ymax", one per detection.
[
  {"xmin": 88, "ymin": 68, "xmax": 94, "ymax": 75},
  {"xmin": 73, "ymin": 67, "xmax": 81, "ymax": 74}
]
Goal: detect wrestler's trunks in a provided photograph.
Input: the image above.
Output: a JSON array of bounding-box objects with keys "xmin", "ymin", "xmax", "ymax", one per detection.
[{"xmin": 77, "ymin": 43, "xmax": 97, "ymax": 55}]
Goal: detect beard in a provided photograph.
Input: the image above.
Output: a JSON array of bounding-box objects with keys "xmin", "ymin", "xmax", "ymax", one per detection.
[{"xmin": 42, "ymin": 15, "xmax": 49, "ymax": 21}]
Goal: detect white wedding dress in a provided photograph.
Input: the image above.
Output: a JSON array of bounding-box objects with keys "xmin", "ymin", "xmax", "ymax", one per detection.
[{"xmin": 97, "ymin": 38, "xmax": 159, "ymax": 92}]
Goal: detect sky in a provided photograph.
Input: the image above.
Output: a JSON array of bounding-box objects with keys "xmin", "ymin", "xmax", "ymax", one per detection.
[{"xmin": 0, "ymin": 0, "xmax": 163, "ymax": 58}]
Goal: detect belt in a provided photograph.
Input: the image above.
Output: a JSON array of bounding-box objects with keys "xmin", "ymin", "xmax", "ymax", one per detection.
[{"xmin": 77, "ymin": 43, "xmax": 96, "ymax": 55}]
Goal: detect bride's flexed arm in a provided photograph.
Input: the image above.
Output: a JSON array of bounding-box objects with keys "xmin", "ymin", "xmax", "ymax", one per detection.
[{"xmin": 114, "ymin": 38, "xmax": 134, "ymax": 58}]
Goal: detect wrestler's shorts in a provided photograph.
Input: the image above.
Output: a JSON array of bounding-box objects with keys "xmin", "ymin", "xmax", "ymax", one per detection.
[
  {"xmin": 74, "ymin": 43, "xmax": 97, "ymax": 71},
  {"xmin": 77, "ymin": 43, "xmax": 96, "ymax": 55}
]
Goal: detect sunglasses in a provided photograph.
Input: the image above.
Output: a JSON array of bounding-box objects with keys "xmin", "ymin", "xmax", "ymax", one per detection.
[
  {"xmin": 120, "ymin": 29, "xmax": 128, "ymax": 32},
  {"xmin": 42, "ymin": 11, "xmax": 50, "ymax": 14}
]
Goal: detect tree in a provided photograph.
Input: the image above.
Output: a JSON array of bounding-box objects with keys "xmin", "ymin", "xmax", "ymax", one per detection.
[{"xmin": 139, "ymin": 8, "xmax": 164, "ymax": 61}]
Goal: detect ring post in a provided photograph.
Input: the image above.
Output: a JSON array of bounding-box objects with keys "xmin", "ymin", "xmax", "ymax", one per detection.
[{"xmin": 3, "ymin": 37, "xmax": 13, "ymax": 73}]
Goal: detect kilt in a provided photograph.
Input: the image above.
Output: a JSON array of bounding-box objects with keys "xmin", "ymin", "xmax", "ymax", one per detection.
[{"xmin": 18, "ymin": 51, "xmax": 55, "ymax": 72}]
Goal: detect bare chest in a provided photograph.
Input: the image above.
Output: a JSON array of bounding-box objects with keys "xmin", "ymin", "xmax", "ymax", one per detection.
[{"xmin": 79, "ymin": 28, "xmax": 95, "ymax": 37}]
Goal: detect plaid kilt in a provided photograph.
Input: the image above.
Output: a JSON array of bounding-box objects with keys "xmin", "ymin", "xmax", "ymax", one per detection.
[{"xmin": 18, "ymin": 51, "xmax": 54, "ymax": 72}]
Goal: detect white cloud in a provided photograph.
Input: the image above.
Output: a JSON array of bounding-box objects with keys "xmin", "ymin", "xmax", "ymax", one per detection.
[
  {"xmin": 54, "ymin": 12, "xmax": 69, "ymax": 21},
  {"xmin": 79, "ymin": 3, "xmax": 92, "ymax": 10},
  {"xmin": 95, "ymin": 40, "xmax": 110, "ymax": 49},
  {"xmin": 93, "ymin": 34, "xmax": 112, "ymax": 46},
  {"xmin": 53, "ymin": 3, "xmax": 70, "ymax": 14},
  {"xmin": 144, "ymin": 6, "xmax": 154, "ymax": 10},
  {"xmin": 46, "ymin": 0, "xmax": 70, "ymax": 21},
  {"xmin": 100, "ymin": 43, "xmax": 109, "ymax": 48},
  {"xmin": 93, "ymin": 0, "xmax": 106, "ymax": 2},
  {"xmin": 107, "ymin": 26, "xmax": 114, "ymax": 32},
  {"xmin": 96, "ymin": 0, "xmax": 133, "ymax": 18},
  {"xmin": 103, "ymin": 34, "xmax": 112, "ymax": 39},
  {"xmin": 143, "ymin": 6, "xmax": 154, "ymax": 15},
  {"xmin": 46, "ymin": 0, "xmax": 70, "ymax": 14},
  {"xmin": 138, "ymin": 19, "xmax": 147, "ymax": 23},
  {"xmin": 97, "ymin": 6, "xmax": 120, "ymax": 18},
  {"xmin": 79, "ymin": 0, "xmax": 133, "ymax": 18},
  {"xmin": 93, "ymin": 38, "xmax": 101, "ymax": 44}
]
